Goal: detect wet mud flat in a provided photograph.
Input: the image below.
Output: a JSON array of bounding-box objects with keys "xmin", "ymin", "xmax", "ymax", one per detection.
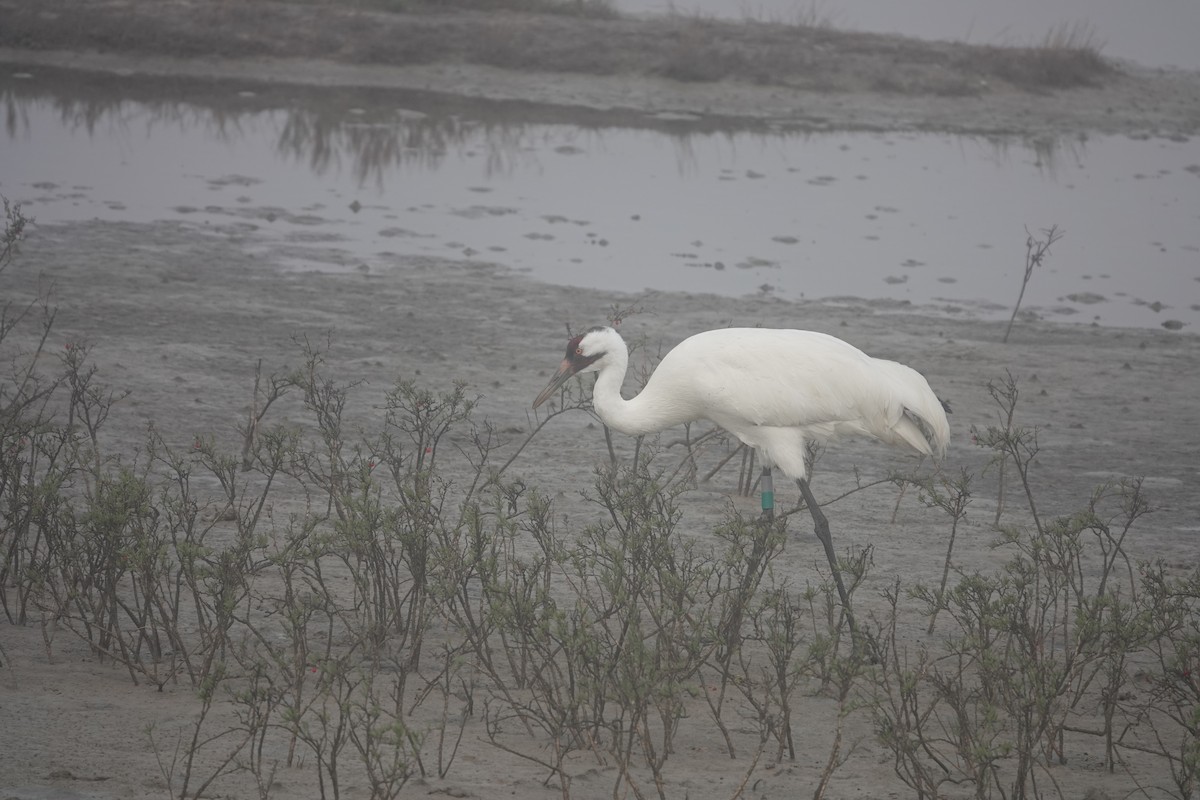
[
  {"xmin": 0, "ymin": 216, "xmax": 1196, "ymax": 798},
  {"xmin": 2, "ymin": 3, "xmax": 1200, "ymax": 796}
]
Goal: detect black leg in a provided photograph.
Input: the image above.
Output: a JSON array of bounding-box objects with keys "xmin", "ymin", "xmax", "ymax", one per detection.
[{"xmin": 797, "ymin": 478, "xmax": 862, "ymax": 644}]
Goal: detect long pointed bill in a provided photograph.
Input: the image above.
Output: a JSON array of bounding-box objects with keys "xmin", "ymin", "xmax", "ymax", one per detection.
[{"xmin": 532, "ymin": 358, "xmax": 579, "ymax": 409}]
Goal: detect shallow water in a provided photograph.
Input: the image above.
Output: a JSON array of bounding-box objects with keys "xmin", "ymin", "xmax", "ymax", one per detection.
[
  {"xmin": 2, "ymin": 66, "xmax": 1197, "ymax": 331},
  {"xmin": 619, "ymin": 0, "xmax": 1200, "ymax": 71}
]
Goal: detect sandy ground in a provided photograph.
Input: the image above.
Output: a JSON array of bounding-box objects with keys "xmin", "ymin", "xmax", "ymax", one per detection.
[{"xmin": 1, "ymin": 5, "xmax": 1200, "ymax": 799}]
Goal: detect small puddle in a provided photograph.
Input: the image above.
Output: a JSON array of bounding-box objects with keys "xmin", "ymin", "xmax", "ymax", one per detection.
[{"xmin": 2, "ymin": 65, "xmax": 1197, "ymax": 331}]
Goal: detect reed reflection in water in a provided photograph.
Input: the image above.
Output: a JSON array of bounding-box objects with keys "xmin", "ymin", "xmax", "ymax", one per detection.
[{"xmin": 3, "ymin": 65, "xmax": 1197, "ymax": 330}]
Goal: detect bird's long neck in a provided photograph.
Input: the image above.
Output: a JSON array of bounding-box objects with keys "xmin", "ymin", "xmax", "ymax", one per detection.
[{"xmin": 590, "ymin": 348, "xmax": 689, "ymax": 437}]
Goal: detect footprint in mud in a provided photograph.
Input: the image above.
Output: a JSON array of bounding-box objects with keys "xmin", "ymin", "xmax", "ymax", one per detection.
[
  {"xmin": 736, "ymin": 256, "xmax": 778, "ymax": 270},
  {"xmin": 451, "ymin": 205, "xmax": 518, "ymax": 219},
  {"xmin": 1064, "ymin": 292, "xmax": 1107, "ymax": 305},
  {"xmin": 207, "ymin": 174, "xmax": 262, "ymax": 188}
]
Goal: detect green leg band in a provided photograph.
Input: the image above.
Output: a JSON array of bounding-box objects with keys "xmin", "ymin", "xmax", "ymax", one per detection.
[{"xmin": 760, "ymin": 467, "xmax": 774, "ymax": 511}]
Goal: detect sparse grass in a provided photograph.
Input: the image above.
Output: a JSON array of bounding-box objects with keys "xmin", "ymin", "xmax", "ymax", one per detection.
[
  {"xmin": 869, "ymin": 375, "xmax": 1177, "ymax": 799},
  {"xmin": 2, "ymin": 0, "xmax": 1118, "ymax": 95},
  {"xmin": 359, "ymin": 0, "xmax": 619, "ymax": 17},
  {"xmin": 975, "ymin": 30, "xmax": 1113, "ymax": 91},
  {"xmin": 3, "ymin": 197, "xmax": 1192, "ymax": 798}
]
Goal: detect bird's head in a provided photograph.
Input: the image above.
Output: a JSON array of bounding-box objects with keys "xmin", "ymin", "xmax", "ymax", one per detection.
[{"xmin": 532, "ymin": 326, "xmax": 622, "ymax": 409}]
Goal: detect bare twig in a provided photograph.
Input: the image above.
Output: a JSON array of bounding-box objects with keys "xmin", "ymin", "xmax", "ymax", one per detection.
[{"xmin": 1004, "ymin": 224, "xmax": 1064, "ymax": 343}]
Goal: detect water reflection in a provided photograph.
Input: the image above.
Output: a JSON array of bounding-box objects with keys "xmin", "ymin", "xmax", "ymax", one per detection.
[
  {"xmin": 2, "ymin": 64, "xmax": 1197, "ymax": 331},
  {"xmin": 2, "ymin": 64, "xmax": 1077, "ymax": 188},
  {"xmin": 5, "ymin": 65, "xmax": 786, "ymax": 186}
]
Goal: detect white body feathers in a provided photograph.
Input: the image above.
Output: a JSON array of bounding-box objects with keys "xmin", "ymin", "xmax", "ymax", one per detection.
[{"xmin": 540, "ymin": 326, "xmax": 949, "ymax": 482}]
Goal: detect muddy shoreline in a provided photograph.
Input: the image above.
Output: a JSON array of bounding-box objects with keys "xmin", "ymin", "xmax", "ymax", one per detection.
[
  {"xmin": 6, "ymin": 45, "xmax": 1200, "ymax": 141},
  {"xmin": 3, "ymin": 0, "xmax": 1200, "ymax": 139},
  {"xmin": 1, "ymin": 5, "xmax": 1199, "ymax": 799},
  {"xmin": 1, "ymin": 213, "xmax": 1198, "ymax": 799}
]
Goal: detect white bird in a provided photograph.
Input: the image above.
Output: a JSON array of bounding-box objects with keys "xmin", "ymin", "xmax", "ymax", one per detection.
[{"xmin": 532, "ymin": 325, "xmax": 950, "ymax": 624}]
